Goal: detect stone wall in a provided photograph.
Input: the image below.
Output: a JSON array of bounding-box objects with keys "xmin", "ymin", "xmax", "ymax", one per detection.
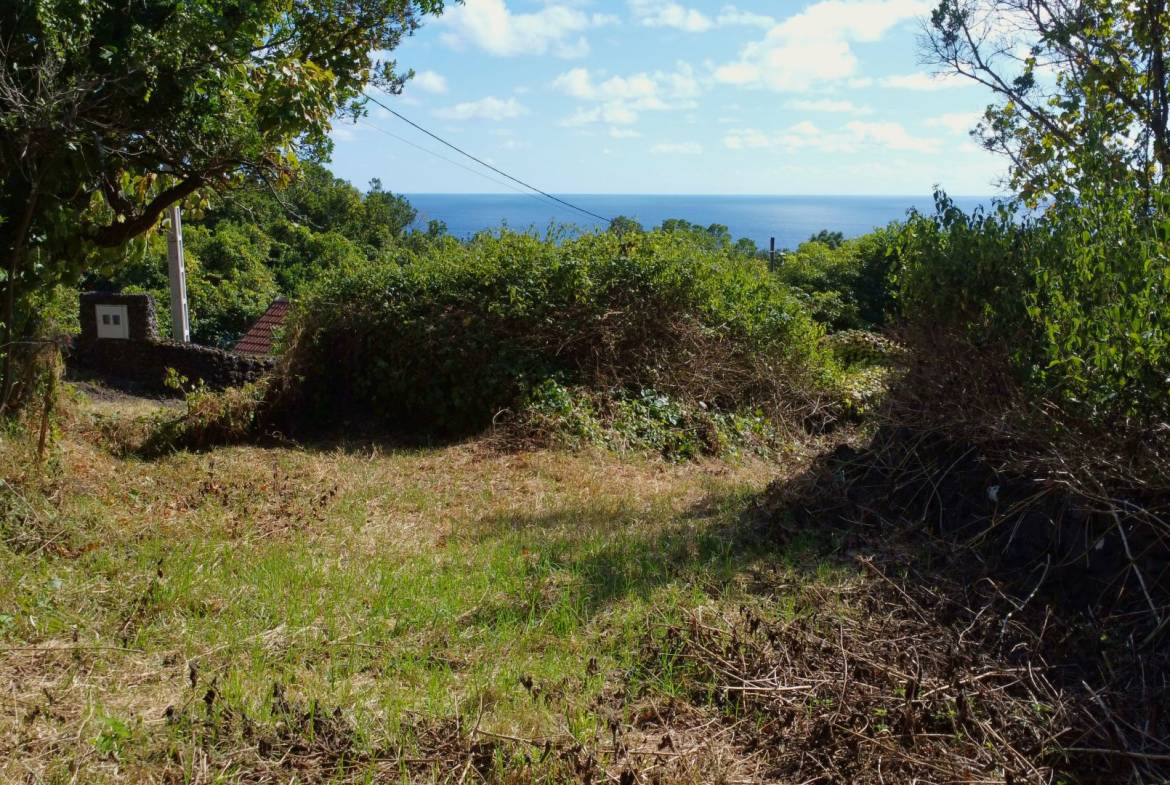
[
  {"xmin": 71, "ymin": 292, "xmax": 276, "ymax": 393},
  {"xmin": 71, "ymin": 338, "xmax": 276, "ymax": 392}
]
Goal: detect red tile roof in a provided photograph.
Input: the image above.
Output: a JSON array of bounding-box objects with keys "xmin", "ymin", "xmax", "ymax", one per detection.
[{"xmin": 234, "ymin": 297, "xmax": 290, "ymax": 356}]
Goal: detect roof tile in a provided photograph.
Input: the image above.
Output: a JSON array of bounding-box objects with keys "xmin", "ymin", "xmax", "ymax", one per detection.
[{"xmin": 233, "ymin": 298, "xmax": 290, "ymax": 356}]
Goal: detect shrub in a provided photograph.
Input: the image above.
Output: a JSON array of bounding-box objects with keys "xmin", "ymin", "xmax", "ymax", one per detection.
[
  {"xmin": 897, "ymin": 188, "xmax": 1170, "ymax": 427},
  {"xmin": 0, "ymin": 284, "xmax": 71, "ymax": 420},
  {"xmin": 895, "ymin": 194, "xmax": 1034, "ymax": 346},
  {"xmin": 274, "ymin": 229, "xmax": 830, "ymax": 438},
  {"xmin": 519, "ymin": 379, "xmax": 785, "ymax": 460},
  {"xmin": 139, "ymin": 380, "xmax": 270, "ymax": 455},
  {"xmin": 777, "ymin": 226, "xmax": 900, "ymax": 330},
  {"xmin": 1026, "ymin": 189, "xmax": 1170, "ymax": 424}
]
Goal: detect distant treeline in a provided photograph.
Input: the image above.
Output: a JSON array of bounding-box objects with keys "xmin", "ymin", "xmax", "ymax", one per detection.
[{"xmin": 80, "ymin": 163, "xmax": 889, "ymax": 348}]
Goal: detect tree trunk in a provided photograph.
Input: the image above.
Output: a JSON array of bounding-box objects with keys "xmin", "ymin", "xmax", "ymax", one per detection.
[
  {"xmin": 1149, "ymin": 0, "xmax": 1170, "ymax": 182},
  {"xmin": 0, "ymin": 182, "xmax": 41, "ymax": 415}
]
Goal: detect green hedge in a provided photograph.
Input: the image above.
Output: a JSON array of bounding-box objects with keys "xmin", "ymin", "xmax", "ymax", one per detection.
[{"xmin": 278, "ymin": 229, "xmax": 829, "ymax": 437}]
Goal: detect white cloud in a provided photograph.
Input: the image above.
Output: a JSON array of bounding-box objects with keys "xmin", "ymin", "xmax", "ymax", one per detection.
[
  {"xmin": 880, "ymin": 72, "xmax": 970, "ymax": 90},
  {"xmin": 724, "ymin": 120, "xmax": 942, "ymax": 154},
  {"xmin": 785, "ymin": 98, "xmax": 873, "ymax": 114},
  {"xmin": 552, "ymin": 68, "xmax": 596, "ymax": 100},
  {"xmin": 849, "ymin": 121, "xmax": 943, "ymax": 152},
  {"xmin": 630, "ymin": 0, "xmax": 713, "ymax": 31},
  {"xmin": 562, "ymin": 104, "xmax": 639, "ymax": 126},
  {"xmin": 630, "ymin": 1, "xmax": 773, "ymax": 32},
  {"xmin": 925, "ymin": 110, "xmax": 983, "ymax": 134},
  {"xmin": 434, "ymin": 96, "xmax": 528, "ymax": 121},
  {"xmin": 554, "ymin": 68, "xmax": 660, "ymax": 101},
  {"xmin": 411, "ymin": 70, "xmax": 448, "ymax": 94},
  {"xmin": 712, "ymin": 62, "xmax": 760, "ymax": 86},
  {"xmin": 716, "ymin": 5, "xmax": 775, "ymax": 28},
  {"xmin": 553, "ymin": 63, "xmax": 700, "ymax": 127},
  {"xmin": 714, "ymin": 0, "xmax": 931, "ymax": 91},
  {"xmin": 439, "ymin": 0, "xmax": 612, "ymax": 58},
  {"xmin": 723, "ymin": 127, "xmax": 775, "ymax": 149},
  {"xmin": 651, "ymin": 141, "xmax": 703, "ymax": 154},
  {"xmin": 609, "ymin": 127, "xmax": 643, "ymax": 138}
]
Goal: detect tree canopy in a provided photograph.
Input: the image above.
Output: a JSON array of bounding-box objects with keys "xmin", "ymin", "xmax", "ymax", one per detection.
[
  {"xmin": 926, "ymin": 0, "xmax": 1170, "ymax": 200},
  {"xmin": 86, "ymin": 161, "xmax": 438, "ymax": 347},
  {"xmin": 0, "ymin": 0, "xmax": 445, "ymax": 400}
]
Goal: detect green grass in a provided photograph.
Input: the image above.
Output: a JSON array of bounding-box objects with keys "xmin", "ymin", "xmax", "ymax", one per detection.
[{"xmin": 0, "ymin": 387, "xmax": 828, "ymax": 783}]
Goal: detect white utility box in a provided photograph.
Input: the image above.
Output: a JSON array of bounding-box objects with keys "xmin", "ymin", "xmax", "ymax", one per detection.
[{"xmin": 95, "ymin": 304, "xmax": 129, "ymax": 339}]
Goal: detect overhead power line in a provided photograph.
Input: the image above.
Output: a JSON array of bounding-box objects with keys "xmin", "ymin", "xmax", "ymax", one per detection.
[
  {"xmin": 363, "ymin": 89, "xmax": 614, "ymax": 225},
  {"xmin": 355, "ymin": 118, "xmax": 557, "ymax": 209},
  {"xmin": 356, "ymin": 119, "xmax": 526, "ymax": 195}
]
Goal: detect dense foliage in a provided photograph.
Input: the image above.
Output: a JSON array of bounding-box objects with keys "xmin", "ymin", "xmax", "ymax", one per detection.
[
  {"xmin": 0, "ymin": 0, "xmax": 444, "ymax": 404},
  {"xmin": 277, "ymin": 228, "xmax": 829, "ymax": 437},
  {"xmin": 897, "ymin": 188, "xmax": 1170, "ymax": 426},
  {"xmin": 775, "ymin": 228, "xmax": 900, "ymax": 330},
  {"xmin": 86, "ymin": 163, "xmax": 434, "ymax": 346}
]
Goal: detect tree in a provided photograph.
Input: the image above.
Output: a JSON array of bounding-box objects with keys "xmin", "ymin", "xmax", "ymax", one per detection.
[
  {"xmin": 808, "ymin": 230, "xmax": 845, "ymax": 249},
  {"xmin": 184, "ymin": 224, "xmax": 280, "ymax": 346},
  {"xmin": 658, "ymin": 219, "xmax": 738, "ymax": 251},
  {"xmin": 361, "ymin": 178, "xmax": 418, "ymax": 249},
  {"xmin": 608, "ymin": 216, "xmax": 645, "ymax": 237},
  {"xmin": 925, "ymin": 0, "xmax": 1170, "ymax": 201},
  {"xmin": 0, "ymin": 0, "xmax": 445, "ymax": 406},
  {"xmin": 83, "ymin": 159, "xmax": 432, "ymax": 344}
]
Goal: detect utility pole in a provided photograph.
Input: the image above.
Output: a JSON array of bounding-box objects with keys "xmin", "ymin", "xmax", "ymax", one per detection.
[
  {"xmin": 166, "ymin": 204, "xmax": 191, "ymax": 343},
  {"xmin": 769, "ymin": 237, "xmax": 776, "ymax": 273}
]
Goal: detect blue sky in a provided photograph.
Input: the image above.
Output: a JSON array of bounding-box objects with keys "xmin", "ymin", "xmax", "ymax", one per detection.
[{"xmin": 328, "ymin": 0, "xmax": 1008, "ymax": 195}]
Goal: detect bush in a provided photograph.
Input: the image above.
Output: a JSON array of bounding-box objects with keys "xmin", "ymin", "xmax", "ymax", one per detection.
[
  {"xmin": 777, "ymin": 226, "xmax": 900, "ymax": 330},
  {"xmin": 897, "ymin": 188, "xmax": 1170, "ymax": 426},
  {"xmin": 518, "ymin": 379, "xmax": 785, "ymax": 460},
  {"xmin": 0, "ymin": 284, "xmax": 72, "ymax": 417},
  {"xmin": 138, "ymin": 380, "xmax": 270, "ymax": 455},
  {"xmin": 275, "ymin": 229, "xmax": 830, "ymax": 438}
]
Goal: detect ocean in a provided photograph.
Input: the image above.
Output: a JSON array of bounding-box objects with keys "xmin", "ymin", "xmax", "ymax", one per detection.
[{"xmin": 403, "ymin": 193, "xmax": 995, "ymax": 250}]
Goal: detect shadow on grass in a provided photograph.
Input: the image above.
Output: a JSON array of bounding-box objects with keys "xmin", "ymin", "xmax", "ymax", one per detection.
[
  {"xmin": 120, "ymin": 412, "xmax": 470, "ymax": 460},
  {"xmin": 614, "ymin": 426, "xmax": 1170, "ymax": 783},
  {"xmin": 461, "ymin": 484, "xmax": 830, "ymax": 630},
  {"xmin": 451, "ymin": 425, "xmax": 1167, "ymax": 782}
]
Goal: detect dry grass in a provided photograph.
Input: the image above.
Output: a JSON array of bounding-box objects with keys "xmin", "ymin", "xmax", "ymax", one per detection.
[
  {"xmin": 0, "ymin": 383, "xmax": 789, "ymax": 783},
  {"xmin": 3, "ymin": 380, "xmax": 1152, "ymax": 783}
]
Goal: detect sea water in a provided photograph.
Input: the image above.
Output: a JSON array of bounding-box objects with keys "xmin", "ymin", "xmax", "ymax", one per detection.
[{"xmin": 404, "ymin": 193, "xmax": 994, "ymax": 250}]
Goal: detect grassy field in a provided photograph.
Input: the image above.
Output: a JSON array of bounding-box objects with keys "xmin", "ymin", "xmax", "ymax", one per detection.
[{"xmin": 1, "ymin": 385, "xmax": 824, "ymax": 783}]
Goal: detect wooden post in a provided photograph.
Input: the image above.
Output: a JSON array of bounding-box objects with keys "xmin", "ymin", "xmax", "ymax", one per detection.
[
  {"xmin": 769, "ymin": 237, "xmax": 776, "ymax": 272},
  {"xmin": 166, "ymin": 205, "xmax": 191, "ymax": 343}
]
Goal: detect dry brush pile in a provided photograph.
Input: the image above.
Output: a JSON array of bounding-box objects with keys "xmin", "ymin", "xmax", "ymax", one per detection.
[{"xmin": 682, "ymin": 418, "xmax": 1170, "ymax": 784}]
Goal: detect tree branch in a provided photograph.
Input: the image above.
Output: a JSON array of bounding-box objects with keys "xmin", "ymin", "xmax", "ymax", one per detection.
[{"xmin": 89, "ymin": 175, "xmax": 207, "ymax": 247}]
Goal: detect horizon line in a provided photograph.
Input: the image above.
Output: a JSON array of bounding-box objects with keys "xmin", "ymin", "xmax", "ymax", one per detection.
[{"xmin": 396, "ymin": 191, "xmax": 1002, "ymax": 198}]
